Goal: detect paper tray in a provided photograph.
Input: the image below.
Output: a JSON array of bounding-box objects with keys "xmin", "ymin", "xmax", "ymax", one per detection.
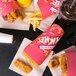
[
  {"xmin": 9, "ymin": 38, "xmax": 53, "ymax": 76},
  {"xmin": 0, "ymin": 0, "xmax": 58, "ymax": 32}
]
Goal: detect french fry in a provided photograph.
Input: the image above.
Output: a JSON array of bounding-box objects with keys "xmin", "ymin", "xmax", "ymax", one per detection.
[
  {"xmin": 25, "ymin": 11, "xmax": 34, "ymax": 16},
  {"xmin": 10, "ymin": 11, "xmax": 17, "ymax": 19},
  {"xmin": 25, "ymin": 11, "xmax": 42, "ymax": 31},
  {"xmin": 26, "ymin": 18, "xmax": 42, "ymax": 21}
]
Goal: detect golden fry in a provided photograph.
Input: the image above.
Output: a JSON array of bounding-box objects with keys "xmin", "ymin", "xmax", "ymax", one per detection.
[
  {"xmin": 7, "ymin": 14, "xmax": 15, "ymax": 22},
  {"xmin": 10, "ymin": 11, "xmax": 17, "ymax": 19},
  {"xmin": 26, "ymin": 11, "xmax": 42, "ymax": 31}
]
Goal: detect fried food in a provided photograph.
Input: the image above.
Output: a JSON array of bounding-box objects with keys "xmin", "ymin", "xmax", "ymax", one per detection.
[
  {"xmin": 48, "ymin": 56, "xmax": 60, "ymax": 69},
  {"xmin": 59, "ymin": 53, "xmax": 67, "ymax": 76},
  {"xmin": 25, "ymin": 11, "xmax": 42, "ymax": 31},
  {"xmin": 3, "ymin": 10, "xmax": 23, "ymax": 23},
  {"xmin": 48, "ymin": 53, "xmax": 67, "ymax": 76},
  {"xmin": 13, "ymin": 59, "xmax": 32, "ymax": 74}
]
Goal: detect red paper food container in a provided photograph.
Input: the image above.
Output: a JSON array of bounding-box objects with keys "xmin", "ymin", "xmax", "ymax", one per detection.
[
  {"xmin": 66, "ymin": 50, "xmax": 76, "ymax": 76},
  {"xmin": 22, "ymin": 24, "xmax": 64, "ymax": 67},
  {"xmin": 37, "ymin": 0, "xmax": 61, "ymax": 19},
  {"xmin": 0, "ymin": 0, "xmax": 19, "ymax": 16}
]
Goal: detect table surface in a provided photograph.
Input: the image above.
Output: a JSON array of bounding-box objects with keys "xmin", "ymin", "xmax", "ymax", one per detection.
[{"xmin": 0, "ymin": 18, "xmax": 76, "ymax": 76}]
